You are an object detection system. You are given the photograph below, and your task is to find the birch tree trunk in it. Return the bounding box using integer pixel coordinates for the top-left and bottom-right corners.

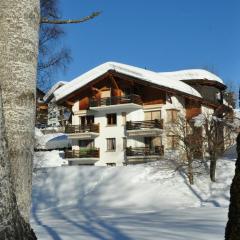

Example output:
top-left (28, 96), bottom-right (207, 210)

top-left (0, 0), bottom-right (40, 224)
top-left (0, 89), bottom-right (37, 239)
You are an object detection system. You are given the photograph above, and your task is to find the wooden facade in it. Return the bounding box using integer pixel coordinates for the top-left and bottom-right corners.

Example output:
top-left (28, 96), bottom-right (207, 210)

top-left (185, 99), bottom-right (202, 120)
top-left (73, 73), bottom-right (167, 111)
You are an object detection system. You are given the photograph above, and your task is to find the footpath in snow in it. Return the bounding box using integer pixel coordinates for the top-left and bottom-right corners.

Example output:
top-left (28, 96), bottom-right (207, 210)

top-left (31, 148), bottom-right (236, 240)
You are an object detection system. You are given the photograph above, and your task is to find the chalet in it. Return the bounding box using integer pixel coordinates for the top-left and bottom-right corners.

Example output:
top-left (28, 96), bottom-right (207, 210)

top-left (52, 62), bottom-right (229, 166)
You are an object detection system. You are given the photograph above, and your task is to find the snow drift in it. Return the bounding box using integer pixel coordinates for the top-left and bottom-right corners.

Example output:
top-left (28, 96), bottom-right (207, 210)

top-left (32, 157), bottom-right (235, 211)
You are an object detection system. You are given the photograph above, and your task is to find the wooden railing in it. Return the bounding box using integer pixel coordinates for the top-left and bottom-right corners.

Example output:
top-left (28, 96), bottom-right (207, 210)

top-left (65, 124), bottom-right (99, 134)
top-left (126, 146), bottom-right (164, 157)
top-left (126, 119), bottom-right (163, 130)
top-left (64, 148), bottom-right (100, 159)
top-left (90, 94), bottom-right (142, 107)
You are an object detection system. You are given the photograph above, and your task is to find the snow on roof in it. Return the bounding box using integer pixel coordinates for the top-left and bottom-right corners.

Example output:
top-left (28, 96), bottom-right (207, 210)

top-left (158, 69), bottom-right (224, 84)
top-left (54, 62), bottom-right (204, 101)
top-left (44, 81), bottom-right (67, 103)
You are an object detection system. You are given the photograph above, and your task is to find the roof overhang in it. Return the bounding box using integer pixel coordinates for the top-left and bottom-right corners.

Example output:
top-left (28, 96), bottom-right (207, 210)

top-left (54, 62), bottom-right (203, 104)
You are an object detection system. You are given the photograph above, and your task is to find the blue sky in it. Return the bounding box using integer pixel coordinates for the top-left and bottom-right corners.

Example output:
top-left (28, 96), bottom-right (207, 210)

top-left (57, 0), bottom-right (240, 91)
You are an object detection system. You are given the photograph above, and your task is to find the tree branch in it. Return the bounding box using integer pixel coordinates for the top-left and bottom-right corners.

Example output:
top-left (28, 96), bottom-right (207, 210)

top-left (41, 11), bottom-right (101, 24)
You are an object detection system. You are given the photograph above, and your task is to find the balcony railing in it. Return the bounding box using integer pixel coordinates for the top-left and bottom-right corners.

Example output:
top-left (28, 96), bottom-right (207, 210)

top-left (90, 94), bottom-right (142, 108)
top-left (126, 120), bottom-right (163, 130)
top-left (126, 146), bottom-right (164, 157)
top-left (65, 124), bottom-right (99, 134)
top-left (64, 148), bottom-right (100, 159)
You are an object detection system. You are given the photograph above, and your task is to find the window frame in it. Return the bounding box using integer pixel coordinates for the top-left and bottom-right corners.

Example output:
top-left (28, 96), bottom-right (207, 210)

top-left (106, 113), bottom-right (117, 126)
top-left (144, 110), bottom-right (161, 121)
top-left (106, 138), bottom-right (116, 151)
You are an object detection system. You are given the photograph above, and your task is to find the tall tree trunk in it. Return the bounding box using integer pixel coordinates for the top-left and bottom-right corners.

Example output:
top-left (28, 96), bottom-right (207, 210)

top-left (187, 157), bottom-right (194, 185)
top-left (0, 0), bottom-right (40, 223)
top-left (0, 90), bottom-right (37, 239)
top-left (225, 134), bottom-right (240, 240)
top-left (210, 154), bottom-right (217, 182)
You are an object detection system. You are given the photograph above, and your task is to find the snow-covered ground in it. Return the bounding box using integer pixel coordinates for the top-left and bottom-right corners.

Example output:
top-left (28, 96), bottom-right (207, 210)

top-left (34, 128), bottom-right (69, 168)
top-left (31, 148), bottom-right (236, 239)
top-left (34, 150), bottom-right (68, 169)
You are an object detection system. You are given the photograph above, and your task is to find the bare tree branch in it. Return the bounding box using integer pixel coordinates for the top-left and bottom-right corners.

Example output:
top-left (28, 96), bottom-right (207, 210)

top-left (41, 11), bottom-right (101, 24)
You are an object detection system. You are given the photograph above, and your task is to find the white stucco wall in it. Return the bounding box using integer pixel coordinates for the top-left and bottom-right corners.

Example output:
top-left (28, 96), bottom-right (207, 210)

top-left (68, 94), bottom-right (207, 165)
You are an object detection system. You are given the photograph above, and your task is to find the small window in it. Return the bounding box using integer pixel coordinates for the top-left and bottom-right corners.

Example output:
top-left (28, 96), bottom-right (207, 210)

top-left (107, 113), bottom-right (117, 125)
top-left (106, 138), bottom-right (116, 151)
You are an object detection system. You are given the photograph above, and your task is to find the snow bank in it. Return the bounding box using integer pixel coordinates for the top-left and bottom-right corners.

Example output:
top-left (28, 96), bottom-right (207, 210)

top-left (34, 150), bottom-right (68, 169)
top-left (32, 157), bottom-right (235, 211)
top-left (32, 157), bottom-right (235, 240)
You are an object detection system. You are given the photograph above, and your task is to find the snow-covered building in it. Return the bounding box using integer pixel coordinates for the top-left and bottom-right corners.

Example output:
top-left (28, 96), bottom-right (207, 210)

top-left (53, 62), bottom-right (230, 166)
top-left (44, 81), bottom-right (71, 127)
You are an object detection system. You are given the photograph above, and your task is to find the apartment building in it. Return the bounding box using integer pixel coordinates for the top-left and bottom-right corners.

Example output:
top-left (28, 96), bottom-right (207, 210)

top-left (53, 62), bottom-right (229, 166)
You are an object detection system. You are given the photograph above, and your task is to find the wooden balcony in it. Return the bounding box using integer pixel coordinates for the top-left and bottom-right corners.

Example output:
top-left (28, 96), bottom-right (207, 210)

top-left (126, 146), bottom-right (164, 157)
top-left (65, 124), bottom-right (99, 139)
top-left (89, 94), bottom-right (142, 110)
top-left (64, 148), bottom-right (100, 159)
top-left (126, 120), bottom-right (163, 130)
top-left (126, 120), bottom-right (163, 137)
top-left (126, 146), bottom-right (164, 164)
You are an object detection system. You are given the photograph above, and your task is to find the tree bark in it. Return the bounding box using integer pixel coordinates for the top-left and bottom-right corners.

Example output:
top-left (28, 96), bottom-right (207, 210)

top-left (0, 0), bottom-right (40, 223)
top-left (0, 90), bottom-right (37, 239)
top-left (210, 155), bottom-right (217, 182)
top-left (187, 157), bottom-right (194, 185)
top-left (225, 134), bottom-right (240, 240)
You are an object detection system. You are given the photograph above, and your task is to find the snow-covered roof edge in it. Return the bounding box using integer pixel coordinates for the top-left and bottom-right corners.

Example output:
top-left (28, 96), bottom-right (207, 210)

top-left (157, 69), bottom-right (224, 84)
top-left (54, 62), bottom-right (205, 101)
top-left (44, 81), bottom-right (67, 103)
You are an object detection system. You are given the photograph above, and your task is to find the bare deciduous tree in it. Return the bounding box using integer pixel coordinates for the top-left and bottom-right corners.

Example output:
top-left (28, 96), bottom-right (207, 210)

top-left (166, 114), bottom-right (202, 185)
top-left (194, 109), bottom-right (237, 182)
top-left (38, 0), bottom-right (71, 90)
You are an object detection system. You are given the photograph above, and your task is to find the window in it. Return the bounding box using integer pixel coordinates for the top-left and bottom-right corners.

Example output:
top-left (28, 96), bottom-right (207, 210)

top-left (122, 112), bottom-right (126, 125)
top-left (166, 109), bottom-right (178, 123)
top-left (144, 110), bottom-right (161, 121)
top-left (80, 115), bottom-right (94, 125)
top-left (107, 138), bottom-right (116, 151)
top-left (107, 113), bottom-right (117, 125)
top-left (167, 135), bottom-right (179, 149)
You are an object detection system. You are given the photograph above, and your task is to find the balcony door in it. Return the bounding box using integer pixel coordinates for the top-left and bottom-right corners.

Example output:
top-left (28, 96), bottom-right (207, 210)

top-left (80, 115), bottom-right (94, 125)
top-left (144, 136), bottom-right (162, 149)
top-left (79, 139), bottom-right (94, 149)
